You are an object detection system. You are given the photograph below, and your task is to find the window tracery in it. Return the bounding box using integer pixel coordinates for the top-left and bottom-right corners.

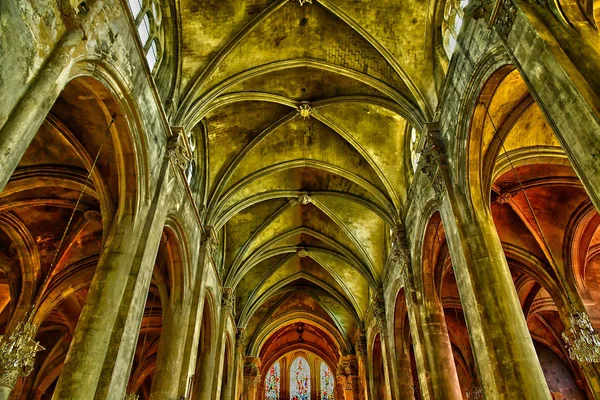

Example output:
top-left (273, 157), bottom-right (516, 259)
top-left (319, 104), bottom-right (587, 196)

top-left (265, 361), bottom-right (280, 400)
top-left (290, 356), bottom-right (310, 400)
top-left (127, 0), bottom-right (163, 72)
top-left (319, 362), bottom-right (334, 400)
top-left (442, 0), bottom-right (469, 58)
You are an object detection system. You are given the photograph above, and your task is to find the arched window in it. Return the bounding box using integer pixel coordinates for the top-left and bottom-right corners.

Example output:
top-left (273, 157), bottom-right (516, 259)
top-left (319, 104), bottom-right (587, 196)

top-left (290, 356), bottom-right (310, 400)
top-left (319, 362), bottom-right (334, 400)
top-left (127, 0), bottom-right (163, 72)
top-left (265, 361), bottom-right (281, 400)
top-left (409, 126), bottom-right (421, 172)
top-left (442, 0), bottom-right (469, 59)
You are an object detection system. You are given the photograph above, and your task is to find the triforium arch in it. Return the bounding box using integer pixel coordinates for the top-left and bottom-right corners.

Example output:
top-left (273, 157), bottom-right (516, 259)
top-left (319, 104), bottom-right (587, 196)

top-left (2, 0), bottom-right (600, 399)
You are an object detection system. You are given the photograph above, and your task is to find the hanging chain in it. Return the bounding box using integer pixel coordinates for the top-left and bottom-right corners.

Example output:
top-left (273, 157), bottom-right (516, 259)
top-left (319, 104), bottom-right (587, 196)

top-left (31, 113), bottom-right (117, 317)
top-left (481, 101), bottom-right (600, 364)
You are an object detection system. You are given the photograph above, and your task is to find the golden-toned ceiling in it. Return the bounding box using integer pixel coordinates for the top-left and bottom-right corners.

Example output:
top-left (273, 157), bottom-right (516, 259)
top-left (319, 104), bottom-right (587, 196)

top-left (172, 0), bottom-right (436, 356)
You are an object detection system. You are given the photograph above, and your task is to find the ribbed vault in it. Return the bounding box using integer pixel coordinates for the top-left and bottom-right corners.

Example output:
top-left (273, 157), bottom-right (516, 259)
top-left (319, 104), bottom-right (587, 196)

top-left (175, 0), bottom-right (429, 360)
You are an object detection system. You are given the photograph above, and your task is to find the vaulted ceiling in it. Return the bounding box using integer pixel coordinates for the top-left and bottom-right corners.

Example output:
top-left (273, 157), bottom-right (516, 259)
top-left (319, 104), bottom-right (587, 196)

top-left (171, 0), bottom-right (436, 358)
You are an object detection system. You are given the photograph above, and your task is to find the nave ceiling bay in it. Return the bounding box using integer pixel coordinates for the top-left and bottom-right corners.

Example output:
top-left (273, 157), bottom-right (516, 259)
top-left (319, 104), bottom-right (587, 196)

top-left (175, 0), bottom-right (429, 358)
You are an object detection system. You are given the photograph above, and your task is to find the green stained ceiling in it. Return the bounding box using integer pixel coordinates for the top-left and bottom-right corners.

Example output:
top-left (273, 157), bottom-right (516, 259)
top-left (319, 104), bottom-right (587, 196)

top-left (176, 0), bottom-right (431, 356)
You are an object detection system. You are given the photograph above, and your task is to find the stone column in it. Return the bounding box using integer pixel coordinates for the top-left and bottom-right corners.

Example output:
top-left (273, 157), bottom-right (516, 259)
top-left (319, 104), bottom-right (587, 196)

top-left (226, 328), bottom-right (245, 400)
top-left (484, 0), bottom-right (600, 211)
top-left (179, 227), bottom-right (218, 398)
top-left (242, 357), bottom-right (260, 400)
top-left (404, 267), bottom-right (462, 400)
top-left (337, 356), bottom-right (359, 400)
top-left (149, 296), bottom-right (192, 399)
top-left (420, 133), bottom-right (551, 399)
top-left (52, 134), bottom-right (180, 399)
top-left (0, 28), bottom-right (83, 192)
top-left (211, 288), bottom-right (235, 400)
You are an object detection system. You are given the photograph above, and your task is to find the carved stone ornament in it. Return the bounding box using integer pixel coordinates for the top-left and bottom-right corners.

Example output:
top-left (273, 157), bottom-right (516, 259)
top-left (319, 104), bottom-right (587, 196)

top-left (419, 137), bottom-right (446, 202)
top-left (236, 328), bottom-right (246, 350)
top-left (463, 0), bottom-right (496, 21)
top-left (391, 228), bottom-right (410, 267)
top-left (298, 194), bottom-right (312, 205)
top-left (298, 0), bottom-right (313, 6)
top-left (494, 0), bottom-right (518, 38)
top-left (496, 192), bottom-right (512, 204)
top-left (297, 248), bottom-right (309, 258)
top-left (297, 102), bottom-right (313, 119)
top-left (167, 132), bottom-right (190, 170)
top-left (355, 335), bottom-right (367, 359)
top-left (371, 293), bottom-right (386, 332)
top-left (221, 288), bottom-right (235, 314)
top-left (243, 363), bottom-right (260, 388)
top-left (0, 318), bottom-right (44, 388)
top-left (200, 227), bottom-right (218, 256)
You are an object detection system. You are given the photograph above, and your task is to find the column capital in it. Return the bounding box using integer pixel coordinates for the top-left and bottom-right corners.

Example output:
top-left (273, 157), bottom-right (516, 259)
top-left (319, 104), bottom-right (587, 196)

top-left (200, 226), bottom-right (218, 256)
top-left (236, 327), bottom-right (246, 350)
top-left (167, 127), bottom-right (191, 170)
top-left (419, 126), bottom-right (447, 202)
top-left (243, 357), bottom-right (261, 389)
top-left (354, 334), bottom-right (367, 359)
top-left (221, 287), bottom-right (235, 315)
top-left (390, 224), bottom-right (411, 267)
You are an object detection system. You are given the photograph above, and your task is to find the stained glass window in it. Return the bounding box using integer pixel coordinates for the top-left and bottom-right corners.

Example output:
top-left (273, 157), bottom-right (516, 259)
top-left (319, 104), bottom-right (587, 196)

top-left (320, 362), bottom-right (334, 400)
top-left (290, 356), bottom-right (310, 400)
top-left (265, 362), bottom-right (280, 400)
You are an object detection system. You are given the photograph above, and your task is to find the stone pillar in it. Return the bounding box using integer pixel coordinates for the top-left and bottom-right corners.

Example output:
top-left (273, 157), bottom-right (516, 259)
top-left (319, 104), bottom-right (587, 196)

top-left (227, 328), bottom-right (245, 400)
top-left (0, 28), bottom-right (83, 192)
top-left (179, 227), bottom-right (218, 398)
top-left (211, 288), bottom-right (235, 400)
top-left (149, 296), bottom-right (192, 399)
top-left (395, 329), bottom-right (415, 400)
top-left (52, 134), bottom-right (179, 399)
top-left (354, 337), bottom-right (367, 400)
top-left (370, 301), bottom-right (393, 400)
top-left (242, 357), bottom-right (260, 400)
top-left (420, 132), bottom-right (551, 399)
top-left (337, 356), bottom-right (359, 400)
top-left (404, 267), bottom-right (462, 400)
top-left (486, 0), bottom-right (600, 211)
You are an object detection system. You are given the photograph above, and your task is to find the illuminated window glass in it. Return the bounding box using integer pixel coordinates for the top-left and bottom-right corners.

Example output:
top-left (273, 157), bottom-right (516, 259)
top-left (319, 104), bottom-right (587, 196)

top-left (409, 126), bottom-right (421, 172)
top-left (442, 0), bottom-right (470, 59)
top-left (128, 0), bottom-right (143, 18)
top-left (265, 362), bottom-right (280, 400)
top-left (147, 39), bottom-right (159, 71)
top-left (126, 0), bottom-right (163, 73)
top-left (290, 357), bottom-right (310, 400)
top-left (137, 14), bottom-right (151, 45)
top-left (319, 362), bottom-right (334, 400)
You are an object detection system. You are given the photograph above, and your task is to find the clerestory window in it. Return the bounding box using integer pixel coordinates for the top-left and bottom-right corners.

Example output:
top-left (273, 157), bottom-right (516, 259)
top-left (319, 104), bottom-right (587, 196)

top-left (127, 0), bottom-right (163, 72)
top-left (442, 0), bottom-right (469, 59)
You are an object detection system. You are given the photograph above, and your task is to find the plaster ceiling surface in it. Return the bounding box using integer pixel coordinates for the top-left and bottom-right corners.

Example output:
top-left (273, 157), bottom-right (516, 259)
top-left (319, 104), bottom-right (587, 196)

top-left (175, 0), bottom-right (433, 357)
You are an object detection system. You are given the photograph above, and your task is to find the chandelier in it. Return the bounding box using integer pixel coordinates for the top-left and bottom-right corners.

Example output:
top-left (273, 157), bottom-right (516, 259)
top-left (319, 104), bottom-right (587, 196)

top-left (0, 316), bottom-right (44, 388)
top-left (562, 310), bottom-right (600, 364)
